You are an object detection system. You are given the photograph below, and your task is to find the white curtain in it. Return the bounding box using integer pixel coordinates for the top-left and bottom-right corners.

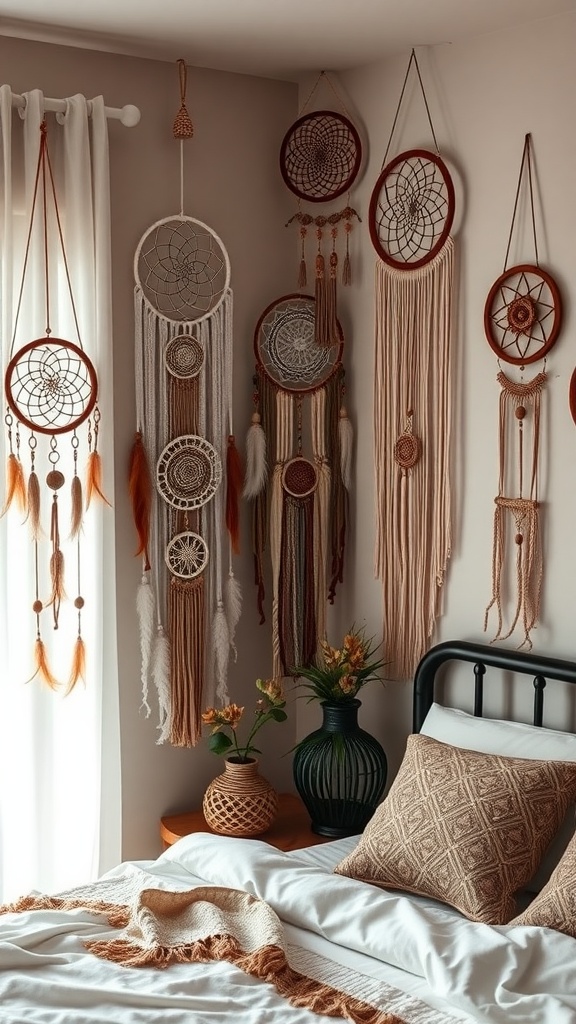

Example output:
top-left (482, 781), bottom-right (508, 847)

top-left (0, 87), bottom-right (121, 902)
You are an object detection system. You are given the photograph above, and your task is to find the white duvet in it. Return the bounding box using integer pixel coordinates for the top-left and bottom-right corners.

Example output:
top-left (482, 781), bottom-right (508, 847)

top-left (1, 832), bottom-right (575, 1024)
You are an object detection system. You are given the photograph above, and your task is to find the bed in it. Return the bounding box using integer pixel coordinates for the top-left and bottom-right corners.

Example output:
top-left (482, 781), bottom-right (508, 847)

top-left (2, 639), bottom-right (576, 1024)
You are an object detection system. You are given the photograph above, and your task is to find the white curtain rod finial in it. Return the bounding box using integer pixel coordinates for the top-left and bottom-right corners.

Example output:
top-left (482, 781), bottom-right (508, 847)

top-left (120, 104), bottom-right (141, 128)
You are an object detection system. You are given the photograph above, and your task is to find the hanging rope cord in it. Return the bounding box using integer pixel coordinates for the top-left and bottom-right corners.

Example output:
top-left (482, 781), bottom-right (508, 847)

top-left (297, 69), bottom-right (353, 121)
top-left (502, 133), bottom-right (539, 273)
top-left (380, 48), bottom-right (440, 171)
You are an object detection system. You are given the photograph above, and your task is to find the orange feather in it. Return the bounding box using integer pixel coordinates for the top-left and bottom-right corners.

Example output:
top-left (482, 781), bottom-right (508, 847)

top-left (85, 451), bottom-right (111, 509)
top-left (226, 434), bottom-right (243, 555)
top-left (2, 453), bottom-right (27, 516)
top-left (128, 431), bottom-right (152, 569)
top-left (27, 637), bottom-right (60, 689)
top-left (66, 635), bottom-right (86, 694)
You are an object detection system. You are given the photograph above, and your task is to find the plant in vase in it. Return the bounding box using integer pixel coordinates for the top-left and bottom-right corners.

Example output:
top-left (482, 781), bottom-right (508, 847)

top-left (291, 627), bottom-right (388, 838)
top-left (201, 679), bottom-right (287, 837)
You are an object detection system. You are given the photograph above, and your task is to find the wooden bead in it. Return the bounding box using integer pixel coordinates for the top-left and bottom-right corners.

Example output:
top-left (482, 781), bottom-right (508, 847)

top-left (74, 596), bottom-right (85, 609)
top-left (515, 406), bottom-right (526, 420)
top-left (46, 469), bottom-right (65, 490)
top-left (251, 411), bottom-right (261, 425)
top-left (515, 533), bottom-right (524, 545)
top-left (32, 599), bottom-right (43, 614)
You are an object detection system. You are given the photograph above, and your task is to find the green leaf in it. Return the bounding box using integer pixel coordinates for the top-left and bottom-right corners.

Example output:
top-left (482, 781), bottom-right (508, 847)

top-left (269, 708), bottom-right (288, 722)
top-left (208, 732), bottom-right (232, 755)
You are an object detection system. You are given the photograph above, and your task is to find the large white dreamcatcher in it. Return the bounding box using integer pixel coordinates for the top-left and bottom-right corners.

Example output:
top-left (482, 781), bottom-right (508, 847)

top-left (129, 60), bottom-right (239, 746)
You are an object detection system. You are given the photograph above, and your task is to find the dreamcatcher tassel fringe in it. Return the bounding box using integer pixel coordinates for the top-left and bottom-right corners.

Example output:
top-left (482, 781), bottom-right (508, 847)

top-left (338, 407), bottom-right (353, 491)
top-left (315, 253), bottom-right (339, 348)
top-left (86, 451), bottom-right (111, 509)
top-left (27, 637), bottom-right (59, 689)
top-left (136, 573), bottom-right (155, 715)
top-left (224, 571), bottom-right (242, 661)
top-left (298, 257), bottom-right (307, 288)
top-left (342, 251), bottom-right (351, 286)
top-left (213, 602), bottom-right (230, 704)
top-left (278, 494), bottom-right (316, 674)
top-left (152, 626), bottom-right (171, 744)
top-left (2, 453), bottom-right (27, 515)
top-left (70, 475), bottom-right (83, 539)
top-left (484, 498), bottom-right (542, 651)
top-left (169, 577), bottom-right (205, 746)
top-left (128, 431), bottom-right (152, 568)
top-left (66, 636), bottom-right (86, 694)
top-left (26, 470), bottom-right (42, 540)
top-left (225, 435), bottom-right (243, 555)
top-left (243, 415), bottom-right (267, 499)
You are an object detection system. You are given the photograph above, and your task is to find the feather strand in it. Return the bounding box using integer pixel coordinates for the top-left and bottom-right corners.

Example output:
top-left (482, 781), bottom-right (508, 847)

top-left (136, 573), bottom-right (155, 716)
top-left (213, 603), bottom-right (230, 705)
top-left (66, 636), bottom-right (86, 694)
top-left (86, 451), bottom-right (112, 509)
top-left (27, 637), bottom-right (60, 689)
top-left (243, 416), bottom-right (267, 499)
top-left (26, 470), bottom-right (42, 539)
top-left (225, 435), bottom-right (243, 555)
top-left (224, 571), bottom-right (242, 661)
top-left (2, 453), bottom-right (27, 516)
top-left (152, 627), bottom-right (171, 744)
top-left (339, 407), bottom-right (354, 491)
top-left (128, 431), bottom-right (152, 569)
top-left (70, 475), bottom-right (83, 539)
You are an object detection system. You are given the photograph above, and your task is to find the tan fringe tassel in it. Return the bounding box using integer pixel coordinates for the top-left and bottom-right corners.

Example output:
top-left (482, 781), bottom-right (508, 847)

top-left (311, 389), bottom-right (330, 658)
top-left (374, 239), bottom-right (454, 681)
top-left (0, 892), bottom-right (129, 928)
top-left (26, 637), bottom-right (60, 689)
top-left (26, 469), bottom-right (42, 540)
top-left (66, 635), bottom-right (87, 693)
top-left (270, 390), bottom-right (293, 678)
top-left (2, 453), bottom-right (27, 516)
top-left (70, 474), bottom-right (83, 539)
top-left (314, 248), bottom-right (339, 348)
top-left (168, 575), bottom-right (205, 747)
top-left (170, 376), bottom-right (199, 436)
top-left (86, 451), bottom-right (111, 508)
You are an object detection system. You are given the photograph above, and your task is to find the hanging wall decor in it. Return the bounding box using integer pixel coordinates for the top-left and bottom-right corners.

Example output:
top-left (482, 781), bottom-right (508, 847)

top-left (130, 59), bottom-right (239, 746)
top-left (245, 293), bottom-right (351, 678)
top-left (483, 134), bottom-right (562, 650)
top-left (570, 368), bottom-right (576, 427)
top-left (280, 71), bottom-right (362, 347)
top-left (369, 49), bottom-right (457, 682)
top-left (2, 121), bottom-right (106, 691)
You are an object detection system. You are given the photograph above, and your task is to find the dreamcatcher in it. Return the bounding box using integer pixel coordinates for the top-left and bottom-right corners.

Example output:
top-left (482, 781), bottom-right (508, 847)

top-left (2, 121), bottom-right (106, 690)
top-left (280, 71), bottom-right (362, 347)
top-left (244, 293), bottom-right (351, 677)
top-left (483, 134), bottom-right (562, 650)
top-left (129, 59), bottom-right (239, 746)
top-left (570, 369), bottom-right (576, 427)
top-left (370, 49), bottom-right (457, 682)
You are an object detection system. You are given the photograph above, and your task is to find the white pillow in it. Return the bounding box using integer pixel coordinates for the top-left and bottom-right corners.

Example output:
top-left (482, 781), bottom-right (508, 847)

top-left (420, 703), bottom-right (576, 889)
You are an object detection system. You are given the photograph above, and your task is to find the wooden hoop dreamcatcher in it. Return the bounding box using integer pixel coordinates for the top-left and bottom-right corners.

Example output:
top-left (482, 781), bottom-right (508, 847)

top-left (483, 134), bottom-right (562, 650)
top-left (370, 49), bottom-right (457, 681)
top-left (245, 293), bottom-right (352, 677)
top-left (570, 368), bottom-right (576, 427)
top-left (2, 121), bottom-right (107, 692)
top-left (129, 60), bottom-right (239, 746)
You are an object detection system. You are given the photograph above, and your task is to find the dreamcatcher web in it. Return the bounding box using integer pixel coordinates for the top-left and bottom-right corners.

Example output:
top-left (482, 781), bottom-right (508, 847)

top-left (165, 531), bottom-right (208, 579)
top-left (165, 333), bottom-right (204, 378)
top-left (255, 296), bottom-right (342, 392)
top-left (135, 216), bottom-right (231, 323)
top-left (484, 265), bottom-right (561, 366)
top-left (369, 150), bottom-right (454, 268)
top-left (156, 434), bottom-right (222, 511)
top-left (280, 110), bottom-right (362, 203)
top-left (5, 337), bottom-right (97, 435)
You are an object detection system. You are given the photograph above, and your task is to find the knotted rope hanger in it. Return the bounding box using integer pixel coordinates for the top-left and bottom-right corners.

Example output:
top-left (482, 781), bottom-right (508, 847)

top-left (502, 133), bottom-right (538, 274)
top-left (380, 47), bottom-right (440, 171)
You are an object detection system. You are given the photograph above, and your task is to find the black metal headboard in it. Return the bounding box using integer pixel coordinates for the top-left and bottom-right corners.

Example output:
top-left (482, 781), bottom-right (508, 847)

top-left (413, 640), bottom-right (576, 733)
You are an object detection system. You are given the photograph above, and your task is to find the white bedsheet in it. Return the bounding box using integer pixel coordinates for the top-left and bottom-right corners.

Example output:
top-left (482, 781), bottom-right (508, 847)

top-left (1, 832), bottom-right (575, 1024)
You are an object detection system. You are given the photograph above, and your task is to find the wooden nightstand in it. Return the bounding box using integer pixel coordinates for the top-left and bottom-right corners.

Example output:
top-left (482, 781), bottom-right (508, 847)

top-left (160, 792), bottom-right (330, 851)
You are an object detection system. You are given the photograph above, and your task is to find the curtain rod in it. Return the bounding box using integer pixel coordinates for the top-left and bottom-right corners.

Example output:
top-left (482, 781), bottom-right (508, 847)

top-left (10, 91), bottom-right (141, 127)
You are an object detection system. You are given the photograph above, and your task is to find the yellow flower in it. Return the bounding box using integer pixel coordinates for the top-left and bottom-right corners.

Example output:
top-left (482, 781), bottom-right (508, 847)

top-left (256, 677), bottom-right (284, 702)
top-left (338, 675), bottom-right (356, 695)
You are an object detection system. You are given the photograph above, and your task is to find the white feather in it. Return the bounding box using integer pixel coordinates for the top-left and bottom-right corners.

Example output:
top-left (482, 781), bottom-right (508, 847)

top-left (213, 603), bottom-right (230, 704)
top-left (136, 573), bottom-right (155, 717)
top-left (339, 411), bottom-right (354, 491)
top-left (243, 420), bottom-right (267, 499)
top-left (224, 572), bottom-right (242, 661)
top-left (151, 626), bottom-right (171, 744)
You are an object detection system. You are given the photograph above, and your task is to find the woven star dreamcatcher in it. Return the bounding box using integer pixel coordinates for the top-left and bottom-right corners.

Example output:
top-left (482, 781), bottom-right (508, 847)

top-left (2, 122), bottom-right (107, 691)
top-left (483, 134), bottom-right (562, 650)
top-left (280, 72), bottom-right (362, 348)
top-left (243, 293), bottom-right (351, 677)
top-left (129, 59), bottom-right (240, 746)
top-left (370, 49), bottom-right (457, 682)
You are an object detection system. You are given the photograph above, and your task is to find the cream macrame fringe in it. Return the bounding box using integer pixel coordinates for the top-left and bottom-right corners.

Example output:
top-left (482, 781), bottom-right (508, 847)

top-left (374, 239), bottom-right (454, 681)
top-left (270, 390), bottom-right (293, 679)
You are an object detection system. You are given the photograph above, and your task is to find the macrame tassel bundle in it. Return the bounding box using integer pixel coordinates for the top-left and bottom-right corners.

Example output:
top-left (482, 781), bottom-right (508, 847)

top-left (168, 576), bottom-right (205, 746)
top-left (278, 490), bottom-right (317, 674)
top-left (172, 59), bottom-right (194, 139)
top-left (128, 431), bottom-right (153, 569)
top-left (338, 405), bottom-right (353, 492)
top-left (314, 228), bottom-right (339, 348)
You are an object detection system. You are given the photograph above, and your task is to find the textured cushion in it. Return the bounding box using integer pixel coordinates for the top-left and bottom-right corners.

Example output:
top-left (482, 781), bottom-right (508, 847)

top-left (512, 830), bottom-right (576, 935)
top-left (334, 733), bottom-right (576, 925)
top-left (421, 704), bottom-right (576, 890)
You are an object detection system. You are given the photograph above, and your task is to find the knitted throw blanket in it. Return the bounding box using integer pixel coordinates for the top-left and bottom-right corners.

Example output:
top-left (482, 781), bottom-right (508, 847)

top-left (3, 881), bottom-right (406, 1024)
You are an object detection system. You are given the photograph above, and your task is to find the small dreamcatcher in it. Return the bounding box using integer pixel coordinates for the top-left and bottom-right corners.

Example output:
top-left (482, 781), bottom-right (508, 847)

top-left (483, 134), bottom-right (562, 650)
top-left (129, 59), bottom-right (239, 746)
top-left (2, 121), bottom-right (107, 691)
top-left (280, 72), bottom-right (363, 347)
top-left (570, 369), bottom-right (576, 427)
top-left (244, 293), bottom-right (351, 677)
top-left (370, 48), bottom-right (457, 681)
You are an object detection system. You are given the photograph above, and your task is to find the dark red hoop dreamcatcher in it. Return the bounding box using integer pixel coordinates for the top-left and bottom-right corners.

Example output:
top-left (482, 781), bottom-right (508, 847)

top-left (569, 368), bottom-right (576, 426)
top-left (280, 109), bottom-right (362, 203)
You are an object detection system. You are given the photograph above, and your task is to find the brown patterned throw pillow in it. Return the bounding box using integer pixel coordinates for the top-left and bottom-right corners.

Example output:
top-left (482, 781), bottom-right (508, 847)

top-left (334, 733), bottom-right (576, 925)
top-left (512, 829), bottom-right (576, 935)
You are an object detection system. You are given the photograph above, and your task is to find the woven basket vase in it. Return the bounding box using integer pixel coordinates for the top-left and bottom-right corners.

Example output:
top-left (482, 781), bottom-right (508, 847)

top-left (202, 757), bottom-right (278, 837)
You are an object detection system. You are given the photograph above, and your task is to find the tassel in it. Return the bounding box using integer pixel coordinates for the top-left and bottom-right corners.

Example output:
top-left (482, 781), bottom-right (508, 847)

top-left (224, 571), bottom-right (242, 661)
top-left (26, 470), bottom-right (42, 540)
top-left (225, 435), bottom-right (243, 555)
top-left (136, 573), bottom-right (155, 716)
top-left (27, 637), bottom-right (60, 689)
top-left (169, 577), bottom-right (205, 746)
top-left (213, 602), bottom-right (230, 705)
top-left (128, 431), bottom-right (152, 569)
top-left (298, 225), bottom-right (307, 287)
top-left (338, 406), bottom-right (354, 491)
top-left (342, 250), bottom-right (351, 286)
top-left (152, 626), bottom-right (171, 744)
top-left (243, 413), bottom-right (267, 499)
top-left (66, 635), bottom-right (86, 694)
top-left (2, 453), bottom-right (27, 516)
top-left (69, 474), bottom-right (83, 539)
top-left (86, 451), bottom-right (111, 509)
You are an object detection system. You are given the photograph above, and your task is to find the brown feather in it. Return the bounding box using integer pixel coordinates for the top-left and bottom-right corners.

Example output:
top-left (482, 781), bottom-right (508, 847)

top-left (27, 637), bottom-right (60, 689)
top-left (86, 451), bottom-right (111, 509)
top-left (225, 435), bottom-right (243, 555)
top-left (128, 431), bottom-right (152, 569)
top-left (66, 635), bottom-right (86, 694)
top-left (70, 475), bottom-right (83, 538)
top-left (2, 453), bottom-right (27, 516)
top-left (26, 470), bottom-right (42, 539)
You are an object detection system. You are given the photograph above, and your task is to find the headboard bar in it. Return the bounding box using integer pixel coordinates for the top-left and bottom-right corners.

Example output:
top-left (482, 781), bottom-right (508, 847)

top-left (413, 640), bottom-right (576, 732)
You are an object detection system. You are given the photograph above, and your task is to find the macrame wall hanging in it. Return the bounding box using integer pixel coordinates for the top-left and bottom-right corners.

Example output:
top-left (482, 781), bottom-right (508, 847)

top-left (280, 71), bottom-right (362, 347)
top-left (370, 49), bottom-right (457, 682)
top-left (129, 59), bottom-right (240, 746)
top-left (244, 293), bottom-right (351, 678)
top-left (483, 133), bottom-right (562, 650)
top-left (2, 121), bottom-right (106, 691)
